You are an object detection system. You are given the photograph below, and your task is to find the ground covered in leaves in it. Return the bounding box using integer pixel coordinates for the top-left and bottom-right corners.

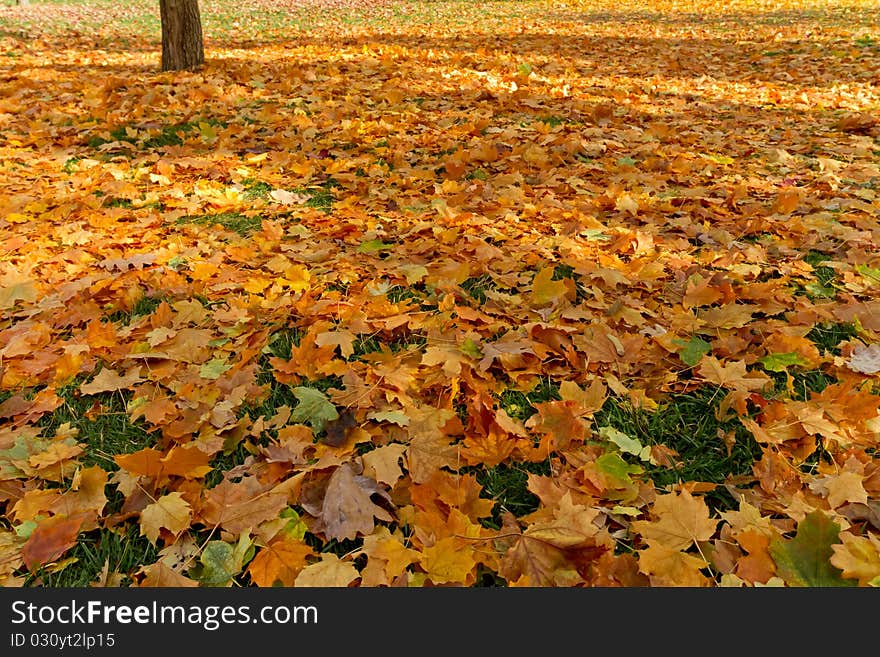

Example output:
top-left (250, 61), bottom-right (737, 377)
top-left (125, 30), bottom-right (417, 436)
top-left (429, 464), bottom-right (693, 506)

top-left (1, 0), bottom-right (879, 587)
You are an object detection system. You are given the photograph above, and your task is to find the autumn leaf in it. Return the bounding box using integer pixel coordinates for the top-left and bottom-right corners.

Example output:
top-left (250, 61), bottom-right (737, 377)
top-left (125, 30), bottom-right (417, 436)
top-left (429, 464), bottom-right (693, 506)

top-left (768, 511), bottom-right (855, 587)
top-left (191, 540), bottom-right (238, 587)
top-left (200, 477), bottom-right (288, 536)
top-left (830, 532), bottom-right (880, 587)
top-left (320, 463), bottom-right (393, 541)
top-left (637, 541), bottom-right (712, 587)
top-left (289, 386), bottom-right (340, 434)
top-left (697, 357), bottom-right (771, 392)
top-left (21, 514), bottom-right (87, 570)
top-left (247, 536), bottom-right (314, 587)
top-left (420, 537), bottom-right (479, 585)
top-left (529, 267), bottom-right (573, 306)
top-left (294, 553), bottom-right (360, 587)
top-left (139, 492), bottom-right (192, 545)
top-left (630, 488), bottom-right (718, 551)
top-left (139, 562), bottom-right (200, 588)
top-left (80, 366), bottom-right (143, 395)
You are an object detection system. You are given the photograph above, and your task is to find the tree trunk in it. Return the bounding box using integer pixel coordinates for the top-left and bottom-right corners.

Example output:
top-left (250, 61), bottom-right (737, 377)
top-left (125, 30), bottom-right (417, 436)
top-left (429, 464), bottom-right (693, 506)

top-left (159, 0), bottom-right (204, 72)
top-left (17, 1), bottom-right (30, 6)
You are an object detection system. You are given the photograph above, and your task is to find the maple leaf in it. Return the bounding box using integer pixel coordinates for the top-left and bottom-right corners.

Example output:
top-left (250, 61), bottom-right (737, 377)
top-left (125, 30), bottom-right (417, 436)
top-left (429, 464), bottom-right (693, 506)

top-left (200, 477), bottom-right (287, 536)
top-left (139, 492), bottom-right (192, 545)
top-left (733, 529), bottom-right (777, 585)
top-left (361, 443), bottom-right (407, 486)
top-left (529, 267), bottom-right (574, 306)
top-left (320, 463), bottom-right (393, 541)
top-left (768, 511), bottom-right (855, 587)
top-left (523, 493), bottom-right (604, 549)
top-left (497, 522), bottom-right (582, 587)
top-left (0, 277), bottom-right (37, 310)
top-left (21, 513), bottom-right (88, 570)
top-left (630, 488), bottom-right (718, 551)
top-left (159, 444), bottom-right (213, 480)
top-left (419, 537), bottom-right (479, 585)
top-left (289, 386), bottom-right (339, 434)
top-left (845, 343), bottom-right (880, 374)
top-left (191, 540), bottom-right (239, 587)
top-left (525, 400), bottom-right (589, 451)
top-left (247, 535), bottom-right (314, 587)
top-left (637, 541), bottom-right (712, 587)
top-left (829, 532), bottom-right (880, 587)
top-left (79, 366), bottom-right (143, 395)
top-left (138, 562), bottom-right (199, 588)
top-left (697, 357), bottom-right (771, 392)
top-left (294, 553), bottom-right (360, 587)
top-left (359, 526), bottom-right (420, 584)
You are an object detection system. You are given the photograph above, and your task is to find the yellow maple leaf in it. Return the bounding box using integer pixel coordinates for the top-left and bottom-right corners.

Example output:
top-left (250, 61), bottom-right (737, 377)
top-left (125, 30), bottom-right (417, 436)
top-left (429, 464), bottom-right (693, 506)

top-left (294, 554), bottom-right (360, 587)
top-left (630, 488), bottom-right (718, 551)
top-left (830, 532), bottom-right (880, 587)
top-left (419, 537), bottom-right (477, 585)
top-left (139, 492), bottom-right (192, 545)
top-left (638, 541), bottom-right (712, 587)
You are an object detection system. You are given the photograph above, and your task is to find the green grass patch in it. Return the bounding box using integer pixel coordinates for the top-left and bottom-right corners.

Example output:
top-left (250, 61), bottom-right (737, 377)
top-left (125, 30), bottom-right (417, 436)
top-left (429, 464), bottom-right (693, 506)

top-left (22, 525), bottom-right (158, 587)
top-left (241, 178), bottom-right (272, 200)
top-left (176, 211), bottom-right (262, 236)
top-left (104, 293), bottom-right (170, 325)
top-left (460, 274), bottom-right (496, 304)
top-left (38, 382), bottom-right (156, 471)
top-left (807, 321), bottom-right (859, 355)
top-left (468, 460), bottom-right (553, 530)
top-left (766, 368), bottom-right (837, 401)
top-left (498, 379), bottom-right (561, 423)
top-left (87, 119), bottom-right (225, 151)
top-left (594, 388), bottom-right (761, 512)
top-left (299, 184), bottom-right (336, 213)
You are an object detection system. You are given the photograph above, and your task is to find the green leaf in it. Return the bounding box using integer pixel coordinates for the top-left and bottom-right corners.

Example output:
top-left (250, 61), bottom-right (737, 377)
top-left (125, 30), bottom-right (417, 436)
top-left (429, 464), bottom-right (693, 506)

top-left (768, 510), bottom-right (856, 587)
top-left (595, 452), bottom-right (643, 502)
top-left (14, 520), bottom-right (38, 539)
top-left (279, 508), bottom-right (309, 540)
top-left (673, 337), bottom-right (712, 366)
top-left (357, 239), bottom-right (394, 253)
top-left (289, 386), bottom-right (339, 434)
top-left (193, 541), bottom-right (237, 587)
top-left (199, 358), bottom-right (231, 380)
top-left (804, 282), bottom-right (836, 299)
top-left (599, 426), bottom-right (643, 457)
top-left (460, 338), bottom-right (483, 359)
top-left (367, 410), bottom-right (410, 426)
top-left (758, 352), bottom-right (810, 372)
top-left (855, 264), bottom-right (880, 284)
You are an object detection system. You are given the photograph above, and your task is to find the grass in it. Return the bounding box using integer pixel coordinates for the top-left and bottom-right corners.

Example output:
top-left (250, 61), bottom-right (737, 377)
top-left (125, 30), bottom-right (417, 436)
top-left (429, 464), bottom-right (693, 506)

top-left (105, 293), bottom-right (170, 325)
top-left (176, 211), bottom-right (263, 236)
top-left (470, 460), bottom-right (552, 529)
top-left (594, 388), bottom-right (762, 513)
top-left (38, 383), bottom-right (156, 472)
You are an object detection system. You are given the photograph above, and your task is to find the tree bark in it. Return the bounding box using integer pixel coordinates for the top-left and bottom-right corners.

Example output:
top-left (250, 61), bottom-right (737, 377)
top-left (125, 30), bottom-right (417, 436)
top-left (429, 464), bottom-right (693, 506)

top-left (159, 0), bottom-right (204, 72)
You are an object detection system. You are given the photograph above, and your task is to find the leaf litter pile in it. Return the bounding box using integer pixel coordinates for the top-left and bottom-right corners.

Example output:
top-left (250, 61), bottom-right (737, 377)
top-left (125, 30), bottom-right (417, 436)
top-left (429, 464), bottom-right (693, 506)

top-left (1, 0), bottom-right (880, 587)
